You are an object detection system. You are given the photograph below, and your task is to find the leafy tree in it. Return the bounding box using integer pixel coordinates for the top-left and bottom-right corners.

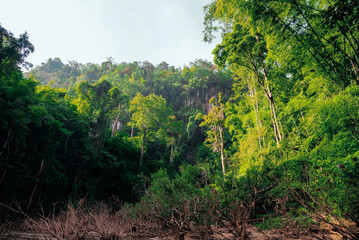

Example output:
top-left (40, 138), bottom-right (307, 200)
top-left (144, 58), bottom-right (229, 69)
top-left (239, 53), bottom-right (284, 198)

top-left (0, 24), bottom-right (34, 73)
top-left (128, 93), bottom-right (172, 168)
top-left (157, 115), bottom-right (184, 163)
top-left (0, 24), bottom-right (38, 206)
top-left (204, 0), bottom-right (358, 87)
top-left (197, 93), bottom-right (227, 175)
top-left (213, 24), bottom-right (282, 146)
top-left (73, 79), bottom-right (123, 155)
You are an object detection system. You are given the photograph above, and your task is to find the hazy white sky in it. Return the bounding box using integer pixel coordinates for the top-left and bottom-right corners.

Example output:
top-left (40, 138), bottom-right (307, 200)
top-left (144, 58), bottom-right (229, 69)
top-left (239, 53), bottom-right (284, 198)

top-left (0, 0), bottom-right (220, 68)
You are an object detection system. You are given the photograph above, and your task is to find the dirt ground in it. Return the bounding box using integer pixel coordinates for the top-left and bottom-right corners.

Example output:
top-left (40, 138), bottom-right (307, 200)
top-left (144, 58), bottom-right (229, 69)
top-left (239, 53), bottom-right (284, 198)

top-left (134, 224), bottom-right (347, 240)
top-left (0, 223), bottom-right (350, 240)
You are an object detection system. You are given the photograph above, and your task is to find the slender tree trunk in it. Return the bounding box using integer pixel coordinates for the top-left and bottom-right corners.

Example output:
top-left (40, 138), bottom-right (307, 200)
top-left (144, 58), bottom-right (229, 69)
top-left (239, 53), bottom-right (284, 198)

top-left (139, 128), bottom-right (147, 169)
top-left (263, 69), bottom-right (282, 140)
top-left (27, 184), bottom-right (38, 211)
top-left (260, 68), bottom-right (282, 146)
top-left (292, 0), bottom-right (347, 83)
top-left (111, 115), bottom-right (120, 138)
top-left (219, 126), bottom-right (225, 176)
top-left (271, 97), bottom-right (282, 145)
top-left (258, 80), bottom-right (281, 146)
top-left (111, 104), bottom-right (122, 137)
top-left (348, 52), bottom-right (359, 82)
top-left (27, 158), bottom-right (44, 211)
top-left (0, 128), bottom-right (12, 184)
top-left (249, 82), bottom-right (262, 152)
top-left (251, 57), bottom-right (282, 146)
top-left (0, 169), bottom-right (6, 184)
top-left (301, 111), bottom-right (310, 137)
top-left (170, 145), bottom-right (174, 163)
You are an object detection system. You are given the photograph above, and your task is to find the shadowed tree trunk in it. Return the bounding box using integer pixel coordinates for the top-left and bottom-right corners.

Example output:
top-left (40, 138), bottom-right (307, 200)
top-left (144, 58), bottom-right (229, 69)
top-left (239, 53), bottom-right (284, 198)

top-left (139, 127), bottom-right (147, 169)
top-left (111, 103), bottom-right (122, 137)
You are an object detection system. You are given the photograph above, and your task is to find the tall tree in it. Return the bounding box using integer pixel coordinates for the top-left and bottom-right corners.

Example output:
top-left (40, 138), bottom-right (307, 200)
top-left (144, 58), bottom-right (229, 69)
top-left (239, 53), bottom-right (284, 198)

top-left (213, 25), bottom-right (283, 146)
top-left (73, 79), bottom-right (123, 155)
top-left (204, 0), bottom-right (359, 88)
top-left (0, 24), bottom-right (34, 73)
top-left (198, 93), bottom-right (227, 175)
top-left (128, 93), bottom-right (172, 168)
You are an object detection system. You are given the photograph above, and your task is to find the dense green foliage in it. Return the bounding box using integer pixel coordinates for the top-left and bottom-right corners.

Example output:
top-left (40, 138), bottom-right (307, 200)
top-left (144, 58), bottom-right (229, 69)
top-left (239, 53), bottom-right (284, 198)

top-left (1, 0), bottom-right (359, 235)
top-left (138, 0), bottom-right (359, 234)
top-left (0, 24), bottom-right (233, 211)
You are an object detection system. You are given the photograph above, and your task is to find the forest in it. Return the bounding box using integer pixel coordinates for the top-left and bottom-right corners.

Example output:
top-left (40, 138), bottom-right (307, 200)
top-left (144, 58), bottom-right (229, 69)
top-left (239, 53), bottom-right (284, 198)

top-left (0, 0), bottom-right (359, 239)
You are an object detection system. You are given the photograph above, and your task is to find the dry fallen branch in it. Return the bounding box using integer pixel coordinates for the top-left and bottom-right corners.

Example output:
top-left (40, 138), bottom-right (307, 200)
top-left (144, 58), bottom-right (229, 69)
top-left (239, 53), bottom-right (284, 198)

top-left (287, 185), bottom-right (359, 240)
top-left (0, 200), bottom-right (140, 240)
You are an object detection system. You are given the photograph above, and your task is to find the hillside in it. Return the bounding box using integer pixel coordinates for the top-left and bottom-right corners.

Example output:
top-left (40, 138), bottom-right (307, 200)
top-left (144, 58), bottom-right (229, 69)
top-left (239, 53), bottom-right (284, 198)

top-left (1, 0), bottom-right (359, 238)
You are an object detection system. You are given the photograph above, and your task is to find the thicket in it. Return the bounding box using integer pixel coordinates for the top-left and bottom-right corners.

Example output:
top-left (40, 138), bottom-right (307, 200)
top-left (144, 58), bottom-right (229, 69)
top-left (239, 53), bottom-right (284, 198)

top-left (0, 23), bottom-right (233, 210)
top-left (1, 0), bottom-right (359, 238)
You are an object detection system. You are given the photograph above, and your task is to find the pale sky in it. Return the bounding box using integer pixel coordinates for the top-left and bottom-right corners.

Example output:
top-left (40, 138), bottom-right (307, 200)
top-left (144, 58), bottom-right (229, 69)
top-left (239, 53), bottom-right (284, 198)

top-left (0, 0), bottom-right (220, 68)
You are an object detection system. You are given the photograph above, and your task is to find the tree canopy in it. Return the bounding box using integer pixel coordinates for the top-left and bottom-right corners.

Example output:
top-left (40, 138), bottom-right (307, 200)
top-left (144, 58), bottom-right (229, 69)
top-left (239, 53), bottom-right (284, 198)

top-left (1, 5), bottom-right (359, 236)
